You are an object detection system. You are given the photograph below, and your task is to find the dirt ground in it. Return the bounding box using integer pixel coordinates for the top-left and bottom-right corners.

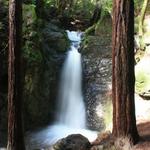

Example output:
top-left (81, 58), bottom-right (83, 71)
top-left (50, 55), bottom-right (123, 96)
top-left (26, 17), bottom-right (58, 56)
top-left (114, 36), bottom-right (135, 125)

top-left (133, 121), bottom-right (150, 150)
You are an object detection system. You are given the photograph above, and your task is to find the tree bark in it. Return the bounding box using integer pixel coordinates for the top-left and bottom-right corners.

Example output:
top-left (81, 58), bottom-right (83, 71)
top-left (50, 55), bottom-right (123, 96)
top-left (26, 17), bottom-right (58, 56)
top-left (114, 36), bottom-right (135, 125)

top-left (112, 0), bottom-right (139, 144)
top-left (7, 0), bottom-right (25, 150)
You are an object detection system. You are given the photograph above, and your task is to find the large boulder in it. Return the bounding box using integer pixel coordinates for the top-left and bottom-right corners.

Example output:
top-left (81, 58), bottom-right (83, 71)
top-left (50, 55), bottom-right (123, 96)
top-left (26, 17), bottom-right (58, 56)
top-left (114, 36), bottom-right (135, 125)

top-left (95, 14), bottom-right (112, 36)
top-left (81, 15), bottom-right (112, 131)
top-left (22, 9), bottom-right (70, 129)
top-left (23, 22), bottom-right (69, 129)
top-left (42, 23), bottom-right (70, 53)
top-left (53, 134), bottom-right (91, 150)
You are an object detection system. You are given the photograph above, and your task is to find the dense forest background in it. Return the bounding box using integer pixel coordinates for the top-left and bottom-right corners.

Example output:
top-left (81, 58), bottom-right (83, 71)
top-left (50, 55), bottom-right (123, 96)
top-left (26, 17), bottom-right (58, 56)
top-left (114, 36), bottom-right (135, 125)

top-left (0, 0), bottom-right (150, 149)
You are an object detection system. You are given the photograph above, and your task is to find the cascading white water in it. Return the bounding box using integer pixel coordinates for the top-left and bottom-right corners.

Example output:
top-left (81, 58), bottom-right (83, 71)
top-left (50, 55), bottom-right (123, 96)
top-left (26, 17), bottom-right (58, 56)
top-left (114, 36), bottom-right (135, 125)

top-left (57, 31), bottom-right (86, 128)
top-left (26, 31), bottom-right (97, 149)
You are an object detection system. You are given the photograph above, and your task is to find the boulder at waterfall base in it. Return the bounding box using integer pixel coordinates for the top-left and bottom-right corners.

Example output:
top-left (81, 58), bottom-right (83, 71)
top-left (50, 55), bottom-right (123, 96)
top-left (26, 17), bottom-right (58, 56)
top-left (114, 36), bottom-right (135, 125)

top-left (53, 134), bottom-right (91, 150)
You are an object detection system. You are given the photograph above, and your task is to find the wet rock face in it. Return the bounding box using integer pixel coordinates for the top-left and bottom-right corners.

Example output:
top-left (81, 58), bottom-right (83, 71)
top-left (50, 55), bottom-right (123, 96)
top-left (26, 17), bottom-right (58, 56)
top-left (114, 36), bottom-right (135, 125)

top-left (23, 23), bottom-right (69, 130)
top-left (42, 23), bottom-right (70, 53)
top-left (82, 20), bottom-right (112, 131)
top-left (53, 134), bottom-right (91, 150)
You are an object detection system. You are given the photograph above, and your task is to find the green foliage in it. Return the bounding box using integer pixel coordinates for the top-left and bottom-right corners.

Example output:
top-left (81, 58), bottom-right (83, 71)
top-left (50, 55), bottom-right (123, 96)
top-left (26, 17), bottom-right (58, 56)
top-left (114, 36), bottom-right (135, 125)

top-left (135, 70), bottom-right (150, 94)
top-left (23, 4), bottom-right (37, 23)
top-left (73, 0), bottom-right (95, 18)
top-left (73, 0), bottom-right (112, 19)
top-left (0, 0), bottom-right (8, 5)
top-left (103, 100), bottom-right (112, 130)
top-left (0, 0), bottom-right (8, 68)
top-left (101, 0), bottom-right (113, 15)
top-left (134, 0), bottom-right (143, 13)
top-left (95, 13), bottom-right (112, 35)
top-left (32, 0), bottom-right (114, 26)
top-left (44, 0), bottom-right (56, 5)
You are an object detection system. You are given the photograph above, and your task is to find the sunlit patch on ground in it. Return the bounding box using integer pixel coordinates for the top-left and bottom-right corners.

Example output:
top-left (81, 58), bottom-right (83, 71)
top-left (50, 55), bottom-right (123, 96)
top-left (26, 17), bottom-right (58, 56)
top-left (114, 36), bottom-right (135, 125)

top-left (135, 94), bottom-right (150, 124)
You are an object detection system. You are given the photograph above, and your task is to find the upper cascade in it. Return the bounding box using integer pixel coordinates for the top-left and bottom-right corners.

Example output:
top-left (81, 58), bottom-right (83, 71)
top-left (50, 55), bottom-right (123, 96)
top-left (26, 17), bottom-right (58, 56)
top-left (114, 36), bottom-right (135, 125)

top-left (66, 30), bottom-right (83, 42)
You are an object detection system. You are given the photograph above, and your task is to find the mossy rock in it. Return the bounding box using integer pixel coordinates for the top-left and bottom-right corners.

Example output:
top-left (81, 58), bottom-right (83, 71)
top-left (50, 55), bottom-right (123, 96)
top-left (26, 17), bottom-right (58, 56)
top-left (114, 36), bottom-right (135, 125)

top-left (42, 23), bottom-right (70, 53)
top-left (53, 134), bottom-right (91, 150)
top-left (81, 35), bottom-right (111, 56)
top-left (23, 4), bottom-right (37, 26)
top-left (95, 14), bottom-right (112, 36)
top-left (84, 14), bottom-right (112, 37)
top-left (84, 24), bottom-right (96, 36)
top-left (81, 14), bottom-right (112, 56)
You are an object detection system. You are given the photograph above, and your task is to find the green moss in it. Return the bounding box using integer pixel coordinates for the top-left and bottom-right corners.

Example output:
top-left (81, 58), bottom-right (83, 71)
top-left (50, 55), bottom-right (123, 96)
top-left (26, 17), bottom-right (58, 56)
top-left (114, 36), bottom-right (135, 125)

top-left (95, 14), bottom-right (112, 36)
top-left (103, 100), bottom-right (112, 130)
top-left (84, 24), bottom-right (96, 36)
top-left (23, 4), bottom-right (37, 25)
top-left (22, 4), bottom-right (44, 64)
top-left (135, 17), bottom-right (140, 33)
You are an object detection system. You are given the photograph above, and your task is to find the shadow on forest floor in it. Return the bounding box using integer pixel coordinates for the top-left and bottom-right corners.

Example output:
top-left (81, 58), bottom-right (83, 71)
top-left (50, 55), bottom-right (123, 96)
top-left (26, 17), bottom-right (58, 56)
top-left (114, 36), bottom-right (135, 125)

top-left (133, 121), bottom-right (150, 150)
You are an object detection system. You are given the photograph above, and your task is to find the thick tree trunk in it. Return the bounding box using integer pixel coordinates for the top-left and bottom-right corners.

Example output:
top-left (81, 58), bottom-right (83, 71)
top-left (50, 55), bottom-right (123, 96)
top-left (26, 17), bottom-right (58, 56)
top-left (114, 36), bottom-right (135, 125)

top-left (7, 0), bottom-right (25, 150)
top-left (112, 0), bottom-right (139, 143)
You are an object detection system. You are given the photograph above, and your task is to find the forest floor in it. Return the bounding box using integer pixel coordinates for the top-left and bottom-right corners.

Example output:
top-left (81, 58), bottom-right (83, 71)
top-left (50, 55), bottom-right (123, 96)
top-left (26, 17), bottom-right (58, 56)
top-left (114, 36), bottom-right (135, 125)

top-left (133, 20), bottom-right (150, 150)
top-left (133, 121), bottom-right (150, 150)
top-left (90, 94), bottom-right (150, 150)
top-left (133, 94), bottom-right (150, 150)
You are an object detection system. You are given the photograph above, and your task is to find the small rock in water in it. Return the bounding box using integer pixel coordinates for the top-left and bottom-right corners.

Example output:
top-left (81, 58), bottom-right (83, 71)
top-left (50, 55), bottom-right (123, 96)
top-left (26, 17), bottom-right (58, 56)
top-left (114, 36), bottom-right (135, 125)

top-left (53, 134), bottom-right (91, 150)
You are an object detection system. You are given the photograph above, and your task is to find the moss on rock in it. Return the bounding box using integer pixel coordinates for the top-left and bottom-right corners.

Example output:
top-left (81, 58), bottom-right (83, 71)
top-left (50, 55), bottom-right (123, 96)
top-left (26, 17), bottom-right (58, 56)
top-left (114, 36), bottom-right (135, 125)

top-left (95, 15), bottom-right (112, 36)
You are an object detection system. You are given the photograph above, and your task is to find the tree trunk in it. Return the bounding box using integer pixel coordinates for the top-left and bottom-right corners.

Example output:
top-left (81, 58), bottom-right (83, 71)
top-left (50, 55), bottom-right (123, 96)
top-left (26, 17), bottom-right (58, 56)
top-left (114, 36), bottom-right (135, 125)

top-left (7, 0), bottom-right (25, 150)
top-left (112, 0), bottom-right (139, 144)
top-left (90, 4), bottom-right (101, 25)
top-left (35, 0), bottom-right (45, 18)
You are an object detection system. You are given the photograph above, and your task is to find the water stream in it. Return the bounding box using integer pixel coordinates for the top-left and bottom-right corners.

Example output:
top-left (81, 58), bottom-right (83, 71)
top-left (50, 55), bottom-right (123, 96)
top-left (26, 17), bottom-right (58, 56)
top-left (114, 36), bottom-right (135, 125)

top-left (26, 31), bottom-right (97, 149)
top-left (56, 31), bottom-right (86, 129)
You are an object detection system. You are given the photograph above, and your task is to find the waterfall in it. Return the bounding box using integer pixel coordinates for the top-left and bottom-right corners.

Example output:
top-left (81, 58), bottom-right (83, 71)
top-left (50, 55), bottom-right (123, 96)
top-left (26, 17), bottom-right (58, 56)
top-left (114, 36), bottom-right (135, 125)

top-left (57, 31), bottom-right (86, 128)
top-left (26, 31), bottom-right (97, 149)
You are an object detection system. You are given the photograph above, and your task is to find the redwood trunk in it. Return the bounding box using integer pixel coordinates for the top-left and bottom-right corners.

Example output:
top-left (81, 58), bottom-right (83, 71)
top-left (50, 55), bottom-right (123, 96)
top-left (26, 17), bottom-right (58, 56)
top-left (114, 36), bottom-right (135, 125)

top-left (112, 0), bottom-right (139, 143)
top-left (7, 0), bottom-right (25, 149)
